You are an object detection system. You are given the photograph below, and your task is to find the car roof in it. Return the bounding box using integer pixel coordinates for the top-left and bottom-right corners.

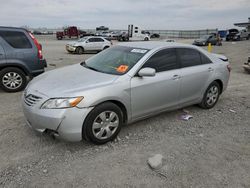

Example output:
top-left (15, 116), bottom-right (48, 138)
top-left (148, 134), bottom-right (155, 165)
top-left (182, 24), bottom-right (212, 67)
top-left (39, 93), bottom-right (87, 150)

top-left (0, 26), bottom-right (28, 32)
top-left (83, 36), bottom-right (105, 39)
top-left (117, 41), bottom-right (198, 50)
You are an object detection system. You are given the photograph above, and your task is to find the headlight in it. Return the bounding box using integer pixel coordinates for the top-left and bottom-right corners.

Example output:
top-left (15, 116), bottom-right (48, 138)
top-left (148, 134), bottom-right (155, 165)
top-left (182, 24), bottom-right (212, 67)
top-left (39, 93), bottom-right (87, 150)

top-left (41, 97), bottom-right (83, 109)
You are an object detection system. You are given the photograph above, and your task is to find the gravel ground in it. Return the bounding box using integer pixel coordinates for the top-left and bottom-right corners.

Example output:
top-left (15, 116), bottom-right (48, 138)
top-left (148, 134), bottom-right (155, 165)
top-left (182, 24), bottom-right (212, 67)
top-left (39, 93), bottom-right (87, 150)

top-left (0, 36), bottom-right (250, 188)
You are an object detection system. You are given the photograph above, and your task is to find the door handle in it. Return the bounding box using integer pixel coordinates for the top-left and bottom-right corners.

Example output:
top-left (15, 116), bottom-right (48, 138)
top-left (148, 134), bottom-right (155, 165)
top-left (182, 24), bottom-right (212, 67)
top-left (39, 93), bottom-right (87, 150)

top-left (172, 75), bottom-right (181, 80)
top-left (208, 67), bottom-right (214, 72)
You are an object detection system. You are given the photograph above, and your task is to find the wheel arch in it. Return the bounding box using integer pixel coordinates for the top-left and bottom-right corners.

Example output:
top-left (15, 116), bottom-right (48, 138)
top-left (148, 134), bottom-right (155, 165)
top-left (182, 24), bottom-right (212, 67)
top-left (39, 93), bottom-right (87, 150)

top-left (0, 64), bottom-right (29, 76)
top-left (99, 100), bottom-right (128, 124)
top-left (213, 79), bottom-right (223, 94)
top-left (76, 46), bottom-right (84, 52)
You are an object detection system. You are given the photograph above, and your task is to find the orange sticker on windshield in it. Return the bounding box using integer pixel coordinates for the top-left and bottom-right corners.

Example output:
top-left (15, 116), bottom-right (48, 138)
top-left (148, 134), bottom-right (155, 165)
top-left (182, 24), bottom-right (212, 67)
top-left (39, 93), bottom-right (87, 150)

top-left (116, 65), bottom-right (129, 73)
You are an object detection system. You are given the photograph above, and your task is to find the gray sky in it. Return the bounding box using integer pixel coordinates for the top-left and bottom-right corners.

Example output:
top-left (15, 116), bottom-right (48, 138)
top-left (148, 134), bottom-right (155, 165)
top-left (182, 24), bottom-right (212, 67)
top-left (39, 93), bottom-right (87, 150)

top-left (0, 0), bottom-right (249, 30)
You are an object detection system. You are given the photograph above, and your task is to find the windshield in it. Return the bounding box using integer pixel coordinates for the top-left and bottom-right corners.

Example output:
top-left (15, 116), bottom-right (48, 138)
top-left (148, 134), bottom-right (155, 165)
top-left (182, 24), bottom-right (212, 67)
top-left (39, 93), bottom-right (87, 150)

top-left (83, 46), bottom-right (149, 75)
top-left (78, 37), bottom-right (88, 42)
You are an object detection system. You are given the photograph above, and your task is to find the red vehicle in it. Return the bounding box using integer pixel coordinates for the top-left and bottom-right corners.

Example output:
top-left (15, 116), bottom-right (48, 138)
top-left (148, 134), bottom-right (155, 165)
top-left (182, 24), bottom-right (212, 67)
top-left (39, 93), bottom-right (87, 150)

top-left (56, 26), bottom-right (79, 40)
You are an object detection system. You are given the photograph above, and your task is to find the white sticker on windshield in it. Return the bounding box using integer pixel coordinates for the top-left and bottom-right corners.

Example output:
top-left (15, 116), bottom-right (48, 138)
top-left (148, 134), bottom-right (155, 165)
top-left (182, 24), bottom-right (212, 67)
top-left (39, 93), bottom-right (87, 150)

top-left (131, 49), bottom-right (147, 54)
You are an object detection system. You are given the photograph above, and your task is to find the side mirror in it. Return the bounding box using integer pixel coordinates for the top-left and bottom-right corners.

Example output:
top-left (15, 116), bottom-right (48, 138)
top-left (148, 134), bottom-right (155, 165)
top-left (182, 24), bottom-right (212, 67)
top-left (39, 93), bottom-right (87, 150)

top-left (138, 67), bottom-right (156, 77)
top-left (85, 40), bottom-right (89, 43)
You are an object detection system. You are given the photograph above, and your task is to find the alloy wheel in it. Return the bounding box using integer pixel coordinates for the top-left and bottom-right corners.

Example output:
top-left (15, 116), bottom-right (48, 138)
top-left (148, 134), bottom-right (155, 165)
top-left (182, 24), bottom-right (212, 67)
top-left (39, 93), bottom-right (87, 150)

top-left (92, 111), bottom-right (119, 140)
top-left (2, 72), bottom-right (23, 90)
top-left (206, 85), bottom-right (219, 106)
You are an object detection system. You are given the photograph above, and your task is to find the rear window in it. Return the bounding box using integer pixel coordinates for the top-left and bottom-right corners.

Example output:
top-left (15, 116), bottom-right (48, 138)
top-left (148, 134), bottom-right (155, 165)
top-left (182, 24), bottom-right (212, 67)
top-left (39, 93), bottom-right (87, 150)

top-left (177, 48), bottom-right (202, 68)
top-left (0, 31), bottom-right (32, 49)
top-left (200, 53), bottom-right (212, 64)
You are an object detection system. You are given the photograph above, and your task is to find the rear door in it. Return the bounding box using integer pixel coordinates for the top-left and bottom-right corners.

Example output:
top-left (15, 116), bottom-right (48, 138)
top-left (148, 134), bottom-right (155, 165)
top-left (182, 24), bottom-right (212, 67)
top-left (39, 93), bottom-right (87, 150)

top-left (94, 38), bottom-right (105, 50)
top-left (84, 38), bottom-right (96, 51)
top-left (131, 48), bottom-right (181, 120)
top-left (177, 48), bottom-right (215, 105)
top-left (0, 41), bottom-right (6, 64)
top-left (208, 35), bottom-right (217, 45)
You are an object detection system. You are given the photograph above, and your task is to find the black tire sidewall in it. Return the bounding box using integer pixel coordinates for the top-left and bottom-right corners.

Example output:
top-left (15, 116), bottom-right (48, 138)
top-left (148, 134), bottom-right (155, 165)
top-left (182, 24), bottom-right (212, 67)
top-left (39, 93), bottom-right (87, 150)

top-left (200, 82), bottom-right (221, 109)
top-left (0, 67), bottom-right (27, 92)
top-left (76, 47), bottom-right (83, 54)
top-left (83, 102), bottom-right (123, 144)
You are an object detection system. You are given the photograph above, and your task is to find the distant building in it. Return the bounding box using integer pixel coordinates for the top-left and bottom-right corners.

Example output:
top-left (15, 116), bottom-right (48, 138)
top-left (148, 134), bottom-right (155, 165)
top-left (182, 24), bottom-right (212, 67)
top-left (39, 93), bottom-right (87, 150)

top-left (234, 18), bottom-right (250, 32)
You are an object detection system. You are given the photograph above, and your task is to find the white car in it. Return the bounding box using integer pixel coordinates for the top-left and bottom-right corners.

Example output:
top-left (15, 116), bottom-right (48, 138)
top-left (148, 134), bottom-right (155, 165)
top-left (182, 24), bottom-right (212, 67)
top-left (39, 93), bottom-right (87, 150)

top-left (66, 36), bottom-right (112, 54)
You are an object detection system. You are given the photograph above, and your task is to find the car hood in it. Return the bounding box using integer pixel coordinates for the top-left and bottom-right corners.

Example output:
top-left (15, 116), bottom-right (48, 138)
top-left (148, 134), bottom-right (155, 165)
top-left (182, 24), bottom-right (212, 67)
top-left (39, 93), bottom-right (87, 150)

top-left (67, 41), bottom-right (78, 46)
top-left (27, 64), bottom-right (119, 97)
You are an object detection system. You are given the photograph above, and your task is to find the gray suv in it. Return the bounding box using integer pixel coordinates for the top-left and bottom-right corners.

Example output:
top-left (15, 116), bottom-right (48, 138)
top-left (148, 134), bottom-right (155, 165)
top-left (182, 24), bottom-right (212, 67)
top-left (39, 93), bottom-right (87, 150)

top-left (0, 27), bottom-right (47, 92)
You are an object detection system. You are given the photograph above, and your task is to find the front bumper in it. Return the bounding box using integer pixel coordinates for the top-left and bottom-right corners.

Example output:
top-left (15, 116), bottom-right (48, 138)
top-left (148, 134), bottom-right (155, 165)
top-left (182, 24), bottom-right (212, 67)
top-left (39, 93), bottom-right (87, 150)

top-left (22, 93), bottom-right (93, 142)
top-left (66, 45), bottom-right (76, 52)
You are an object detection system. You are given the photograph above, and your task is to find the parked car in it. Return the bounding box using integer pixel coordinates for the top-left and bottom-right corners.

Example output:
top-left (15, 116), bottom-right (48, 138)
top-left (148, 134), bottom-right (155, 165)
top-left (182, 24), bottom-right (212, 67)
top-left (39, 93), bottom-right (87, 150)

top-left (66, 36), bottom-right (112, 54)
top-left (0, 27), bottom-right (47, 92)
top-left (236, 29), bottom-right (249, 40)
top-left (117, 31), bottom-right (129, 41)
top-left (193, 34), bottom-right (217, 46)
top-left (110, 31), bottom-right (120, 39)
top-left (226, 29), bottom-right (239, 41)
top-left (151, 33), bottom-right (160, 38)
top-left (22, 42), bottom-right (230, 144)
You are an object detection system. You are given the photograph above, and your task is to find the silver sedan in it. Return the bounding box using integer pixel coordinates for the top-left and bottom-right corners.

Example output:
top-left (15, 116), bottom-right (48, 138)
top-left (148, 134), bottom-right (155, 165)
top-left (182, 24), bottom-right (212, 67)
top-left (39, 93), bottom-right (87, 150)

top-left (22, 42), bottom-right (230, 144)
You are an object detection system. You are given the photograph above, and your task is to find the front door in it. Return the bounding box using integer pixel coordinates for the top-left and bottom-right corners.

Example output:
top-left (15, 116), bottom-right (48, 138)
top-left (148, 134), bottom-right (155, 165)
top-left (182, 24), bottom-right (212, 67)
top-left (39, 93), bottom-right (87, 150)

top-left (130, 48), bottom-right (181, 120)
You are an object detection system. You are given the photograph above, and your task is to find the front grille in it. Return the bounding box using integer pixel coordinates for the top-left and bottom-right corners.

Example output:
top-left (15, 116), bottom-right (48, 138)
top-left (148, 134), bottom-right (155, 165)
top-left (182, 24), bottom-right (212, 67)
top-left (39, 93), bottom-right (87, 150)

top-left (24, 94), bottom-right (42, 107)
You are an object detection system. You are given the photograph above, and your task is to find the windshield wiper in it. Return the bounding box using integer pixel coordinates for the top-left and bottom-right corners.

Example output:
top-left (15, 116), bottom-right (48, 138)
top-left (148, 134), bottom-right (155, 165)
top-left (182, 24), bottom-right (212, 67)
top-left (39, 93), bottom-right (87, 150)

top-left (80, 61), bottom-right (100, 72)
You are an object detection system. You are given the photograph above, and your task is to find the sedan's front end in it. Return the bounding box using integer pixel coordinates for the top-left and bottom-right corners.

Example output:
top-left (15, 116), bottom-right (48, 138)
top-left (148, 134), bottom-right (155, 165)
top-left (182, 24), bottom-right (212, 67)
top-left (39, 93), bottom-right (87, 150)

top-left (22, 89), bottom-right (93, 142)
top-left (66, 44), bottom-right (77, 53)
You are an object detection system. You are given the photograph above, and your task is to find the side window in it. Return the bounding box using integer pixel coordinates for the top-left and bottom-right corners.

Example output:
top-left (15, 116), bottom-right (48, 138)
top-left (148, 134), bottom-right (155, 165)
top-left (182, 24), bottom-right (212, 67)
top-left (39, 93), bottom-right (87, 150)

top-left (200, 53), bottom-right (212, 64)
top-left (142, 49), bottom-right (178, 72)
top-left (0, 31), bottom-right (32, 49)
top-left (88, 38), bottom-right (96, 42)
top-left (95, 38), bottom-right (104, 42)
top-left (177, 48), bottom-right (202, 68)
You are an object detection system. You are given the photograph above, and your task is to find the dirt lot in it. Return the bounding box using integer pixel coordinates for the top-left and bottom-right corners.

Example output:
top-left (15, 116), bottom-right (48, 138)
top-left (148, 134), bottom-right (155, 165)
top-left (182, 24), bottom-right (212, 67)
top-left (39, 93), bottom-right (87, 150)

top-left (0, 36), bottom-right (250, 188)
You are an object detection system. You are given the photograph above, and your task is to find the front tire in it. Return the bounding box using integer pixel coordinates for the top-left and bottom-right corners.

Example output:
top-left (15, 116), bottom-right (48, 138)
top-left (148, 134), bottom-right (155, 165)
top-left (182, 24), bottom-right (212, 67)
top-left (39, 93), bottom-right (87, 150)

top-left (199, 81), bottom-right (221, 109)
top-left (0, 67), bottom-right (27, 92)
top-left (83, 102), bottom-right (123, 144)
top-left (76, 47), bottom-right (84, 54)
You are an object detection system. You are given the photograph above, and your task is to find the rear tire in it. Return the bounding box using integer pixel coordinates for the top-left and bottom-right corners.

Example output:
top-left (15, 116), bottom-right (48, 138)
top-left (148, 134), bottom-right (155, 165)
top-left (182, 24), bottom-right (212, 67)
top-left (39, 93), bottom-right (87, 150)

top-left (0, 67), bottom-right (27, 92)
top-left (83, 102), bottom-right (123, 144)
top-left (199, 81), bottom-right (221, 109)
top-left (76, 47), bottom-right (84, 54)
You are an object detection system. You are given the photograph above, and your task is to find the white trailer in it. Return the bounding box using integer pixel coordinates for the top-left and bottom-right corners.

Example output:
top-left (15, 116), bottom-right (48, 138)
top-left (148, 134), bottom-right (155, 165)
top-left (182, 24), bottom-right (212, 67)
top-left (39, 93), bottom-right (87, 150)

top-left (128, 25), bottom-right (150, 41)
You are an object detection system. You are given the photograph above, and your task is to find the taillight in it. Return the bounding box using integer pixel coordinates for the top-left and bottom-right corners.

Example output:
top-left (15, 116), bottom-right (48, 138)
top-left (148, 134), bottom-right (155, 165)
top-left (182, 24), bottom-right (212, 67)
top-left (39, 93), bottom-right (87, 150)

top-left (28, 32), bottom-right (43, 59)
top-left (227, 64), bottom-right (231, 72)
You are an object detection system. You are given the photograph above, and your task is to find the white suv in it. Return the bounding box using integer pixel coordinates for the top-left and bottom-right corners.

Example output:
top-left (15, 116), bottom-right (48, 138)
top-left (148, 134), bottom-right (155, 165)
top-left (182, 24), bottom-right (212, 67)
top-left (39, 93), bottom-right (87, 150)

top-left (66, 36), bottom-right (112, 54)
